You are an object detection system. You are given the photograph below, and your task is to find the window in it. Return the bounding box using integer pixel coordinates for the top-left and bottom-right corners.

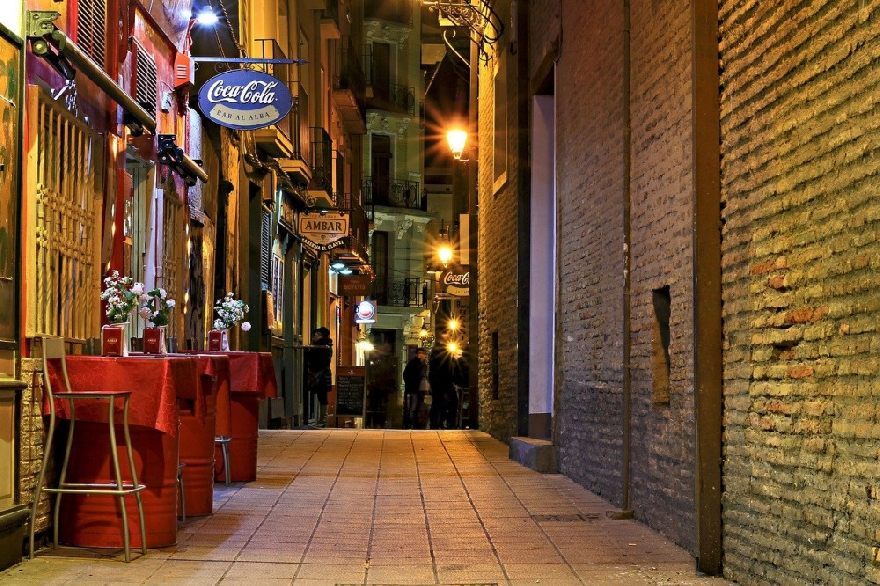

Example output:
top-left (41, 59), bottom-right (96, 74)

top-left (260, 211), bottom-right (272, 289)
top-left (271, 253), bottom-right (284, 327)
top-left (652, 286), bottom-right (672, 404)
top-left (76, 0), bottom-right (107, 68)
top-left (132, 39), bottom-right (158, 116)
top-left (27, 86), bottom-right (104, 341)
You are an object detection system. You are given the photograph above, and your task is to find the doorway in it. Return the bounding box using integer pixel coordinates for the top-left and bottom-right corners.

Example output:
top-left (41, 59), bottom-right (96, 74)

top-left (528, 74), bottom-right (556, 440)
top-left (371, 134), bottom-right (392, 205)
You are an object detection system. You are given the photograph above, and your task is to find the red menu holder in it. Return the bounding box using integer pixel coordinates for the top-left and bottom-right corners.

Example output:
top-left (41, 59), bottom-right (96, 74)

top-left (208, 329), bottom-right (228, 351)
top-left (144, 327), bottom-right (167, 354)
top-left (101, 324), bottom-right (128, 356)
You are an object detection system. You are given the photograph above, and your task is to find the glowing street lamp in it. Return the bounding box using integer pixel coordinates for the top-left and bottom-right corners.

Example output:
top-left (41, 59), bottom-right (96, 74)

top-left (446, 128), bottom-right (468, 160)
top-left (195, 7), bottom-right (219, 26)
top-left (447, 318), bottom-right (459, 332)
top-left (437, 243), bottom-right (453, 268)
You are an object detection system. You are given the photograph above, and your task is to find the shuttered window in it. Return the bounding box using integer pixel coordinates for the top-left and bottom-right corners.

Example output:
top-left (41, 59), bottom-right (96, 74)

top-left (132, 39), bottom-right (158, 116)
top-left (260, 212), bottom-right (272, 289)
top-left (76, 0), bottom-right (107, 68)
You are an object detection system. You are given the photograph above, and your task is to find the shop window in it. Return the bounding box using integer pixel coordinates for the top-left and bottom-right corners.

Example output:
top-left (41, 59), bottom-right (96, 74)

top-left (76, 0), bottom-right (106, 68)
top-left (652, 285), bottom-right (672, 405)
top-left (27, 86), bottom-right (104, 341)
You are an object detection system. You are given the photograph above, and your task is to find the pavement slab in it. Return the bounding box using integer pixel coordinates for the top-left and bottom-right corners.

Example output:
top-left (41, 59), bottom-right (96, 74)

top-left (1, 430), bottom-right (728, 585)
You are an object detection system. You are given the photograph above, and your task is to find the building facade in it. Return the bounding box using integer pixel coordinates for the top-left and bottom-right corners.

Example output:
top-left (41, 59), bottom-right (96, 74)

top-left (475, 0), bottom-right (880, 582)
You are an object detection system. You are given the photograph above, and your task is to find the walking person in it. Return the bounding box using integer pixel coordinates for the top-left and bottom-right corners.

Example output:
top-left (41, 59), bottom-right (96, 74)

top-left (403, 348), bottom-right (428, 429)
top-left (305, 327), bottom-right (333, 426)
top-left (428, 333), bottom-right (457, 429)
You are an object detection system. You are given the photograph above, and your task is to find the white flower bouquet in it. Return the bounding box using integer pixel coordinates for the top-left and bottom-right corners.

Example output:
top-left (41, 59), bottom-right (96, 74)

top-left (139, 288), bottom-right (176, 327)
top-left (213, 292), bottom-right (250, 331)
top-left (101, 271), bottom-right (144, 324)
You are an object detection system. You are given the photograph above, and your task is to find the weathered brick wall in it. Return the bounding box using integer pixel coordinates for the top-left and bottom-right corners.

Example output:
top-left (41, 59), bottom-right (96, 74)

top-left (525, 0), bottom-right (699, 552)
top-left (719, 2), bottom-right (880, 583)
top-left (628, 0), bottom-right (697, 553)
top-left (551, 0), bottom-right (627, 505)
top-left (19, 358), bottom-right (51, 537)
top-left (477, 0), bottom-right (520, 442)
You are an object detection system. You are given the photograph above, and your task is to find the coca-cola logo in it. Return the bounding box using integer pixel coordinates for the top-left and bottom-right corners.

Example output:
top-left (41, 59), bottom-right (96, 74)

top-left (443, 271), bottom-right (470, 287)
top-left (198, 70), bottom-right (293, 131)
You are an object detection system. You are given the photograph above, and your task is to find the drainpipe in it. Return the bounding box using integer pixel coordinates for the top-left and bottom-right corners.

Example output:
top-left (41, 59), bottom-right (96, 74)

top-left (621, 0), bottom-right (633, 514)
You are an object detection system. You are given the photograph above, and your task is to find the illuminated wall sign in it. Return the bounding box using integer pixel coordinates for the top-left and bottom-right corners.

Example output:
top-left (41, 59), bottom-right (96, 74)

top-left (198, 69), bottom-right (293, 131)
top-left (355, 300), bottom-right (377, 324)
top-left (299, 211), bottom-right (350, 252)
top-left (440, 269), bottom-right (470, 297)
top-left (339, 274), bottom-right (373, 297)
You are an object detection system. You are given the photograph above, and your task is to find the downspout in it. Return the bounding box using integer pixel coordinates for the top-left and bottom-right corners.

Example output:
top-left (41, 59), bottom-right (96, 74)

top-left (621, 0), bottom-right (633, 513)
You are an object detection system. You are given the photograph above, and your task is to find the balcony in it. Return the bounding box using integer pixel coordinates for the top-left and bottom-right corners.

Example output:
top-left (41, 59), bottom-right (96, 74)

top-left (333, 42), bottom-right (367, 134)
top-left (364, 0), bottom-right (413, 27)
top-left (321, 0), bottom-right (341, 39)
top-left (333, 193), bottom-right (370, 267)
top-left (253, 39), bottom-right (296, 158)
top-left (276, 85), bottom-right (312, 189)
top-left (364, 177), bottom-right (423, 211)
top-left (307, 127), bottom-right (334, 207)
top-left (386, 278), bottom-right (430, 308)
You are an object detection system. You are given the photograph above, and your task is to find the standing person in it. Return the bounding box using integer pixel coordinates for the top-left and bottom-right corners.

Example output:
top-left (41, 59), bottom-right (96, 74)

top-left (428, 333), bottom-right (456, 429)
top-left (305, 327), bottom-right (333, 425)
top-left (403, 348), bottom-right (428, 429)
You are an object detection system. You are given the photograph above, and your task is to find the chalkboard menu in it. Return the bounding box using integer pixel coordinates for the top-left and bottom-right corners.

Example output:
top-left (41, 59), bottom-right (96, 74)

top-left (335, 366), bottom-right (366, 417)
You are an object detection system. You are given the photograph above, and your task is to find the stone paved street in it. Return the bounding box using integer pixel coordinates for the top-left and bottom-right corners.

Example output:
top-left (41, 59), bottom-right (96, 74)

top-left (1, 431), bottom-right (726, 585)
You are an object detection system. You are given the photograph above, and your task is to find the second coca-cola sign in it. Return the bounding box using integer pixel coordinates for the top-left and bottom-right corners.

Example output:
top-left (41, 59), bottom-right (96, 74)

top-left (198, 70), bottom-right (293, 131)
top-left (440, 269), bottom-right (470, 297)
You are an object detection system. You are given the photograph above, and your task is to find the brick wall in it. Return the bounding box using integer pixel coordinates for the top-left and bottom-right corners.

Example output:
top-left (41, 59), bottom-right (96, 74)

top-left (477, 0), bottom-right (520, 442)
top-left (547, 0), bottom-right (628, 508)
top-left (524, 0), bottom-right (699, 551)
top-left (628, 0), bottom-right (697, 552)
top-left (719, 2), bottom-right (880, 583)
top-left (19, 358), bottom-right (51, 538)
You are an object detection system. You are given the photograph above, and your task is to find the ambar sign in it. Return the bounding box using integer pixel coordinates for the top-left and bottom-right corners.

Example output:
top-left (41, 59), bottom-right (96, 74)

top-left (299, 211), bottom-right (350, 251)
top-left (198, 69), bottom-right (293, 131)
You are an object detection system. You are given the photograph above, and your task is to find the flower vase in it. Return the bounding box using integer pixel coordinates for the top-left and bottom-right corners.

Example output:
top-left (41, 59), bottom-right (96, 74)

top-left (144, 326), bottom-right (168, 354)
top-left (208, 328), bottom-right (230, 351)
top-left (101, 322), bottom-right (130, 357)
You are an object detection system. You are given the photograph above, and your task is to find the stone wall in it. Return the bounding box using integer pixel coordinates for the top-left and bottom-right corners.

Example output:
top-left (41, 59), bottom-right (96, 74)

top-left (719, 2), bottom-right (880, 583)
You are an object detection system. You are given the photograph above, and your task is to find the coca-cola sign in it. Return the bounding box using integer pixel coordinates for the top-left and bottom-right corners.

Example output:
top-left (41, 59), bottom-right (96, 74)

top-left (440, 269), bottom-right (470, 297)
top-left (198, 70), bottom-right (293, 131)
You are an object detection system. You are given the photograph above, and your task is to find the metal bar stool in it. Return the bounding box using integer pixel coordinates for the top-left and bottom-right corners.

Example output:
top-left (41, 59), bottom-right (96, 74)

top-left (215, 436), bottom-right (231, 486)
top-left (29, 337), bottom-right (147, 562)
top-left (177, 463), bottom-right (186, 521)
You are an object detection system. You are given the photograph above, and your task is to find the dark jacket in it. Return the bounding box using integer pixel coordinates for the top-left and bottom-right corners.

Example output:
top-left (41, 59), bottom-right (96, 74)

top-left (305, 338), bottom-right (332, 392)
top-left (428, 346), bottom-right (456, 395)
top-left (403, 356), bottom-right (427, 394)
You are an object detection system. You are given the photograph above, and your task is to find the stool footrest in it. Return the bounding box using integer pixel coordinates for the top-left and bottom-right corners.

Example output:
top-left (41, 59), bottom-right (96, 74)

top-left (44, 482), bottom-right (146, 495)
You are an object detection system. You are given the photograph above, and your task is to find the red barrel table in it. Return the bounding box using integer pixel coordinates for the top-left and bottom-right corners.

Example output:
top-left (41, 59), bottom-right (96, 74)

top-left (178, 354), bottom-right (229, 516)
top-left (44, 356), bottom-right (199, 549)
top-left (204, 351), bottom-right (277, 482)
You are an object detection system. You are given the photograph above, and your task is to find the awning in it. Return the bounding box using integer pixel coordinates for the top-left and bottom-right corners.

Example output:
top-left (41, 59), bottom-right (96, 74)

top-left (28, 12), bottom-right (157, 134)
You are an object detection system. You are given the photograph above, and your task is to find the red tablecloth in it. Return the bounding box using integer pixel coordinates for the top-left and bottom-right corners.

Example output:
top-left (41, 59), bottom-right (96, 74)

top-left (43, 355), bottom-right (201, 548)
top-left (45, 356), bottom-right (200, 436)
top-left (221, 351), bottom-right (279, 398)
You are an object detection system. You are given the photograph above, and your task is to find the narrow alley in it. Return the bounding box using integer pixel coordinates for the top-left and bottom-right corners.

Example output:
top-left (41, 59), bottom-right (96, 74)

top-left (1, 431), bottom-right (720, 585)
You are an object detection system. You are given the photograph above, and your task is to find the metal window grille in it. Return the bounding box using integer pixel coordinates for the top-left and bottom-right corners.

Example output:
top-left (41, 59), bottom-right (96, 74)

top-left (27, 86), bottom-right (104, 341)
top-left (271, 254), bottom-right (283, 325)
top-left (76, 0), bottom-right (107, 68)
top-left (132, 39), bottom-right (158, 116)
top-left (260, 212), bottom-right (272, 289)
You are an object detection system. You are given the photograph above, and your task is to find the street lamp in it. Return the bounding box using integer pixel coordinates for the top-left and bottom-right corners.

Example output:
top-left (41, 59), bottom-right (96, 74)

top-left (195, 7), bottom-right (219, 26)
top-left (447, 318), bottom-right (459, 331)
top-left (446, 128), bottom-right (468, 161)
top-left (437, 243), bottom-right (454, 268)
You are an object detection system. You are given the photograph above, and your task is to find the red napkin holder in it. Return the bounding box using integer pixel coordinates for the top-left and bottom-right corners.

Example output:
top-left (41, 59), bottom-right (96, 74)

top-left (144, 327), bottom-right (167, 354)
top-left (101, 324), bottom-right (127, 356)
top-left (208, 329), bottom-right (228, 351)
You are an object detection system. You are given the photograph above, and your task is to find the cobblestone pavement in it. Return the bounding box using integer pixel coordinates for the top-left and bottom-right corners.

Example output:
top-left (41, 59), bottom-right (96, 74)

top-left (1, 430), bottom-right (728, 585)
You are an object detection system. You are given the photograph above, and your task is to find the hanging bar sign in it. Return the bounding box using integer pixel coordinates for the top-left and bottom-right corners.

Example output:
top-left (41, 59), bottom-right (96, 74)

top-left (198, 69), bottom-right (293, 131)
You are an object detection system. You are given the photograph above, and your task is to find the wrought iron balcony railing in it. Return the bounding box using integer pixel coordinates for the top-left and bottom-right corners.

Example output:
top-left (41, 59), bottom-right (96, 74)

top-left (310, 127), bottom-right (333, 195)
top-left (389, 278), bottom-right (429, 308)
top-left (363, 177), bottom-right (423, 210)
